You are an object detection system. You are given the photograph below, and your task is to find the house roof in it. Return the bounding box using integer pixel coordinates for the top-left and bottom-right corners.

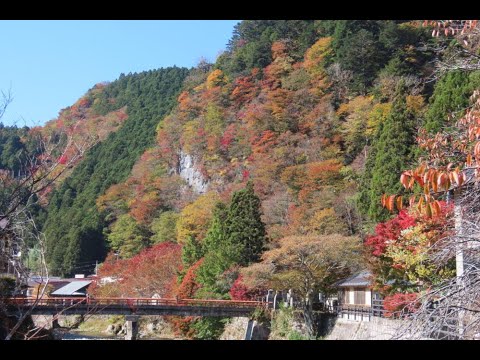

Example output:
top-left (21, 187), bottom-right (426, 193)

top-left (336, 270), bottom-right (372, 288)
top-left (50, 280), bottom-right (92, 296)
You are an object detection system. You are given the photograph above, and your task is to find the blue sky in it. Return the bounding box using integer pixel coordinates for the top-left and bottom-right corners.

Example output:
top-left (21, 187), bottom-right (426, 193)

top-left (0, 20), bottom-right (239, 126)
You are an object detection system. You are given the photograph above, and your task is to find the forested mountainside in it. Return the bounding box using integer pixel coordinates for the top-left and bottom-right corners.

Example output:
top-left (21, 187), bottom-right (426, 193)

top-left (2, 20), bottom-right (478, 339)
top-left (92, 20), bottom-right (437, 268)
top-left (41, 67), bottom-right (189, 275)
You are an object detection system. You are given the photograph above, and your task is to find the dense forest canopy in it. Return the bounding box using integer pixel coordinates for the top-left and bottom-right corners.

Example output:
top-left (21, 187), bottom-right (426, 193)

top-left (2, 19), bottom-right (479, 340)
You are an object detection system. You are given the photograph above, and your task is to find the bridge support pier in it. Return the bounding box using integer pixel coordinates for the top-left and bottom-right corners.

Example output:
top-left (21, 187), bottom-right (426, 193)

top-left (125, 315), bottom-right (139, 340)
top-left (52, 316), bottom-right (60, 329)
top-left (244, 319), bottom-right (255, 340)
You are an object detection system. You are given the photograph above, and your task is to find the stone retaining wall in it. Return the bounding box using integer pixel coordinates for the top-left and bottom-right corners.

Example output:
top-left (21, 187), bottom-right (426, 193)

top-left (326, 316), bottom-right (402, 340)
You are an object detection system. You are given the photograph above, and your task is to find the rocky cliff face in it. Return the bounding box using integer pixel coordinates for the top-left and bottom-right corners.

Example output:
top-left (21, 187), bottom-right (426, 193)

top-left (178, 151), bottom-right (209, 194)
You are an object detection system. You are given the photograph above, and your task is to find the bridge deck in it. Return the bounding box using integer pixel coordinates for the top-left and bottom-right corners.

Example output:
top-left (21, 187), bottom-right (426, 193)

top-left (4, 297), bottom-right (267, 317)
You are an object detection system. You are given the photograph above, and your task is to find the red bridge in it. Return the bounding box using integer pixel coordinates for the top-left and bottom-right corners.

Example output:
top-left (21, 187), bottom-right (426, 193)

top-left (5, 297), bottom-right (267, 317)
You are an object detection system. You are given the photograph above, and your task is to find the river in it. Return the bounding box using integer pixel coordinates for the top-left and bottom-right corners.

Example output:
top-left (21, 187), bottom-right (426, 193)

top-left (53, 328), bottom-right (173, 340)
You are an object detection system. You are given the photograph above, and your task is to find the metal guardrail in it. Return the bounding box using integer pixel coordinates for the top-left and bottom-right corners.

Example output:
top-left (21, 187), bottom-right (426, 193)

top-left (336, 304), bottom-right (373, 321)
top-left (321, 299), bottom-right (387, 320)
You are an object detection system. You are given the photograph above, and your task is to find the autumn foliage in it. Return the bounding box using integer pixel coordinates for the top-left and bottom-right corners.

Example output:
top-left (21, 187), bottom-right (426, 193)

top-left (383, 292), bottom-right (419, 318)
top-left (229, 275), bottom-right (264, 301)
top-left (366, 202), bottom-right (453, 295)
top-left (90, 242), bottom-right (182, 298)
top-left (365, 210), bottom-right (416, 257)
top-left (175, 259), bottom-right (204, 299)
top-left (383, 90), bottom-right (480, 218)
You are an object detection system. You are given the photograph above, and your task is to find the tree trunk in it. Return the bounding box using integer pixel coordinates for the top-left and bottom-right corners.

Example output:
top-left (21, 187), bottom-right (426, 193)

top-left (302, 293), bottom-right (315, 339)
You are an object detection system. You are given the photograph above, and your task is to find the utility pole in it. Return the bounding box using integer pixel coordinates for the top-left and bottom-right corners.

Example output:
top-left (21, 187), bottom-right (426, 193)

top-left (447, 190), bottom-right (464, 280)
top-left (448, 188), bottom-right (465, 338)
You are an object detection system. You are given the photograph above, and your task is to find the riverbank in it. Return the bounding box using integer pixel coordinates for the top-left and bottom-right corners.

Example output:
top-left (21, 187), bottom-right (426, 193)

top-left (50, 315), bottom-right (179, 340)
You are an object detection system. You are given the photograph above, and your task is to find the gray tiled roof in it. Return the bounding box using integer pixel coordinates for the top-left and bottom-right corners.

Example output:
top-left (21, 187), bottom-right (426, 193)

top-left (336, 270), bottom-right (372, 287)
top-left (50, 280), bottom-right (92, 296)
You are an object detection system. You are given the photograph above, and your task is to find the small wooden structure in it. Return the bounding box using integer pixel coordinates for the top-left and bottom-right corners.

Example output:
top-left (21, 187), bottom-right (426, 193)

top-left (336, 270), bottom-right (383, 321)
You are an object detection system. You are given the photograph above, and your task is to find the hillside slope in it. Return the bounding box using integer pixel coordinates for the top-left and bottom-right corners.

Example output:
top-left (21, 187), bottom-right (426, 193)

top-left (42, 67), bottom-right (189, 275)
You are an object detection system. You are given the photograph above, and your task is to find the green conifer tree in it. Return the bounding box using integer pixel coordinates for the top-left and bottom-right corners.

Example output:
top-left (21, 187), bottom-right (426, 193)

top-left (196, 203), bottom-right (231, 291)
top-left (182, 235), bottom-right (205, 269)
top-left (424, 71), bottom-right (472, 133)
top-left (225, 181), bottom-right (266, 266)
top-left (358, 83), bottom-right (417, 221)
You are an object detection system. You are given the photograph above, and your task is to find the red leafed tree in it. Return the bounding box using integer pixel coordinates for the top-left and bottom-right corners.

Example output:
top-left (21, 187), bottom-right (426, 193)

top-left (365, 210), bottom-right (416, 257)
top-left (383, 293), bottom-right (419, 318)
top-left (169, 259), bottom-right (204, 339)
top-left (91, 242), bottom-right (182, 298)
top-left (220, 124), bottom-right (236, 151)
top-left (175, 259), bottom-right (204, 299)
top-left (230, 74), bottom-right (258, 105)
top-left (229, 275), bottom-right (264, 301)
top-left (58, 155), bottom-right (68, 165)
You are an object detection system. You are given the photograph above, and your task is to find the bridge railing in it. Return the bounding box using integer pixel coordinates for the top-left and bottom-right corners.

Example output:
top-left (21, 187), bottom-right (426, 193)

top-left (4, 297), bottom-right (267, 309)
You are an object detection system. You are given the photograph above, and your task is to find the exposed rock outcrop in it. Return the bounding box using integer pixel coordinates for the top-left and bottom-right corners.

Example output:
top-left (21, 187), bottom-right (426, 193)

top-left (178, 151), bottom-right (208, 194)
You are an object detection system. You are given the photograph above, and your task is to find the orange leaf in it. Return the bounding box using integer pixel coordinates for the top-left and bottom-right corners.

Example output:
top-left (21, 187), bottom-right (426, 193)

top-left (432, 201), bottom-right (441, 216)
top-left (395, 196), bottom-right (403, 211)
top-left (474, 142), bottom-right (480, 157)
top-left (437, 173), bottom-right (449, 190)
top-left (409, 195), bottom-right (416, 208)
top-left (452, 170), bottom-right (460, 186)
top-left (417, 196), bottom-right (424, 211)
top-left (413, 175), bottom-right (424, 187)
top-left (387, 195), bottom-right (396, 212)
top-left (425, 203), bottom-right (432, 218)
top-left (381, 194), bottom-right (387, 208)
top-left (423, 171), bottom-right (430, 185)
top-left (423, 184), bottom-right (430, 195)
top-left (408, 176), bottom-right (415, 189)
top-left (431, 172), bottom-right (438, 192)
top-left (466, 154), bottom-right (472, 166)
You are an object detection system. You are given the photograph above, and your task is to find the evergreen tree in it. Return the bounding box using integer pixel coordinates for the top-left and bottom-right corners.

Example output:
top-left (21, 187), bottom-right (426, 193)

top-left (225, 181), bottom-right (266, 266)
top-left (358, 83), bottom-right (417, 221)
top-left (182, 235), bottom-right (205, 269)
top-left (196, 203), bottom-right (231, 291)
top-left (424, 71), bottom-right (480, 133)
top-left (196, 184), bottom-right (266, 295)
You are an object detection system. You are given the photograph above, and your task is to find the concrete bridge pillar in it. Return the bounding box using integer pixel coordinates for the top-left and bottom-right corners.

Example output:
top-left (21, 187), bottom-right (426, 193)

top-left (52, 316), bottom-right (60, 329)
top-left (244, 319), bottom-right (254, 340)
top-left (125, 315), bottom-right (139, 340)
